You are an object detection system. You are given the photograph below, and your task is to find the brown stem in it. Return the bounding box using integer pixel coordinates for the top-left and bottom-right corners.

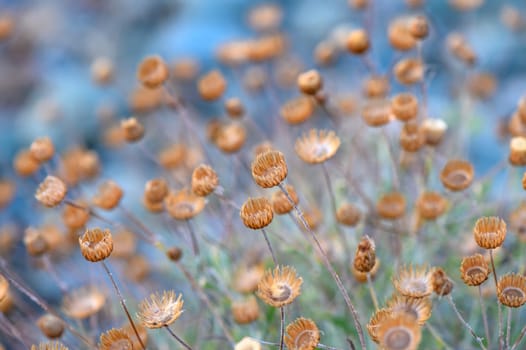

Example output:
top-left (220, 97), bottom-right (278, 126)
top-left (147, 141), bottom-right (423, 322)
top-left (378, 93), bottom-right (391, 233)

top-left (279, 307), bottom-right (285, 350)
top-left (446, 295), bottom-right (487, 350)
top-left (261, 228), bottom-right (278, 265)
top-left (165, 325), bottom-right (193, 350)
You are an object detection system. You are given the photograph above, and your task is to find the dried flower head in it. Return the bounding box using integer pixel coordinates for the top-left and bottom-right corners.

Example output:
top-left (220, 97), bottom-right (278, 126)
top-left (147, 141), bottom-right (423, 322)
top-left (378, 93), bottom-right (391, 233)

top-left (362, 99), bottom-right (392, 127)
top-left (408, 15), bottom-right (429, 39)
top-left (422, 118), bottom-right (447, 146)
top-left (393, 265), bottom-right (433, 298)
top-left (284, 318), bottom-right (320, 350)
top-left (510, 202), bottom-right (526, 241)
top-left (137, 55), bottom-right (169, 89)
top-left (280, 96), bottom-right (314, 125)
top-left (122, 323), bottom-right (149, 349)
top-left (79, 228), bottom-right (113, 262)
top-left (234, 264), bottom-right (265, 294)
top-left (158, 143), bottom-right (187, 169)
top-left (191, 164), bottom-right (219, 196)
top-left (30, 137), bottom-right (55, 162)
top-left (62, 285), bottom-right (106, 319)
top-left (172, 57), bottom-right (199, 81)
top-left (35, 176), bottom-right (67, 208)
top-left (393, 58), bottom-right (424, 85)
top-left (240, 197), bottom-right (274, 230)
top-left (271, 184), bottom-right (298, 215)
top-left (198, 70), bottom-right (227, 101)
top-left (509, 137), bottom-right (526, 166)
top-left (388, 18), bottom-right (417, 51)
top-left (137, 290), bottom-right (184, 328)
top-left (473, 216), bottom-right (506, 249)
top-left (295, 129), bottom-right (340, 164)
top-left (125, 255), bottom-right (150, 282)
top-left (377, 192), bottom-right (406, 220)
top-left (62, 202), bottom-right (90, 229)
top-left (352, 257), bottom-right (380, 283)
top-left (164, 189), bottom-right (206, 220)
top-left (346, 29), bottom-right (370, 54)
top-left (363, 75), bottom-right (390, 98)
top-left (336, 202), bottom-right (362, 227)
top-left (297, 70), bottom-right (323, 95)
top-left (231, 295), bottom-right (260, 325)
top-left (0, 180), bottom-right (15, 209)
top-left (377, 313), bottom-right (422, 350)
top-left (367, 308), bottom-right (392, 343)
top-left (31, 342), bottom-right (69, 350)
top-left (497, 274), bottom-right (526, 308)
top-left (431, 267), bottom-right (454, 296)
top-left (144, 178), bottom-right (168, 203)
top-left (387, 294), bottom-right (432, 326)
top-left (92, 180), bottom-right (123, 210)
top-left (98, 328), bottom-right (133, 350)
top-left (460, 254), bottom-right (490, 286)
top-left (314, 41), bottom-right (337, 66)
top-left (37, 314), bottom-right (64, 339)
top-left (166, 246), bottom-right (183, 262)
top-left (224, 97), bottom-right (245, 118)
top-left (235, 337), bottom-right (262, 350)
top-left (257, 266), bottom-right (303, 307)
top-left (391, 93), bottom-right (418, 122)
top-left (400, 122), bottom-right (425, 152)
top-left (121, 117), bottom-right (145, 143)
top-left (14, 149), bottom-right (40, 177)
top-left (416, 191), bottom-right (447, 220)
top-left (214, 122), bottom-right (246, 153)
top-left (252, 150), bottom-right (288, 188)
top-left (24, 227), bottom-right (49, 257)
top-left (91, 57), bottom-right (114, 85)
top-left (353, 235), bottom-right (376, 273)
top-left (447, 33), bottom-right (477, 65)
top-left (248, 3), bottom-right (282, 32)
top-left (440, 159), bottom-right (474, 191)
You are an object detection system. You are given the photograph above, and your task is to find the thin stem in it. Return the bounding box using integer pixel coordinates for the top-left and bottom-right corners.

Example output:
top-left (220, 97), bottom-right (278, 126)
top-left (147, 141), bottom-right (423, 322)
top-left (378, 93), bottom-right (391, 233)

top-left (185, 219), bottom-right (200, 255)
top-left (506, 308), bottom-right (512, 349)
top-left (511, 324), bottom-right (526, 350)
top-left (490, 249), bottom-right (504, 350)
top-left (425, 323), bottom-right (454, 350)
top-left (279, 307), bottom-right (285, 350)
top-left (41, 254), bottom-right (68, 293)
top-left (380, 128), bottom-right (400, 191)
top-left (101, 261), bottom-right (145, 350)
top-left (478, 285), bottom-right (491, 348)
top-left (165, 325), bottom-right (193, 350)
top-left (0, 313), bottom-right (32, 348)
top-left (261, 228), bottom-right (278, 265)
top-left (278, 183), bottom-right (366, 350)
top-left (446, 295), bottom-right (487, 350)
top-left (119, 205), bottom-right (160, 245)
top-left (366, 272), bottom-right (379, 311)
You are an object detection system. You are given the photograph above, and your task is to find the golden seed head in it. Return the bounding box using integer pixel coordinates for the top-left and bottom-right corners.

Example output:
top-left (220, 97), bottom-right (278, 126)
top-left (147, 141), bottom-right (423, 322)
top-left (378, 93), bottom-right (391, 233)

top-left (235, 337), bottom-right (262, 350)
top-left (13, 149), bottom-right (40, 177)
top-left (0, 180), bottom-right (15, 209)
top-left (137, 55), bottom-right (169, 89)
top-left (346, 29), bottom-right (370, 54)
top-left (247, 3), bottom-right (282, 32)
top-left (240, 197), bottom-right (274, 229)
top-left (363, 75), bottom-right (390, 98)
top-left (91, 57), bottom-right (114, 85)
top-left (24, 227), bottom-right (49, 257)
top-left (144, 178), bottom-right (168, 203)
top-left (391, 93), bottom-right (418, 122)
top-left (78, 150), bottom-right (101, 180)
top-left (400, 122), bottom-right (426, 152)
top-left (352, 257), bottom-right (381, 283)
top-left (214, 122), bottom-right (247, 153)
top-left (473, 216), bottom-right (506, 249)
top-left (0, 274), bottom-right (8, 302)
top-left (271, 184), bottom-right (298, 215)
top-left (121, 323), bottom-right (149, 349)
top-left (198, 69), bottom-right (227, 101)
top-left (37, 314), bottom-right (65, 339)
top-left (408, 15), bottom-right (429, 39)
top-left (393, 58), bottom-right (424, 85)
top-left (30, 137), bottom-right (55, 162)
top-left (247, 34), bottom-right (286, 62)
top-left (392, 265), bottom-right (434, 298)
top-left (297, 69), bottom-right (323, 95)
top-left (158, 143), bottom-right (187, 169)
top-left (280, 96), bottom-right (314, 125)
top-left (497, 274), bottom-right (526, 308)
top-left (353, 235), bottom-right (376, 273)
top-left (367, 308), bottom-right (392, 343)
top-left (509, 136), bottom-right (526, 166)
top-left (440, 159), bottom-right (474, 191)
top-left (295, 129), bottom-right (340, 164)
top-left (224, 97), bottom-right (245, 118)
top-left (422, 118), bottom-right (447, 146)
top-left (460, 254), bottom-right (490, 286)
top-left (30, 342), bottom-right (69, 350)
top-left (79, 228), bottom-right (113, 262)
top-left (234, 264), bottom-right (265, 294)
top-left (62, 285), bottom-right (106, 319)
top-left (166, 246), bottom-right (183, 262)
top-left (251, 150), bottom-right (288, 188)
top-left (143, 195), bottom-right (164, 213)
top-left (232, 295), bottom-right (260, 325)
top-left (98, 328), bottom-right (133, 350)
top-left (446, 33), bottom-right (477, 65)
top-left (386, 294), bottom-right (432, 326)
top-left (377, 313), bottom-right (422, 350)
top-left (336, 202), bottom-right (362, 227)
top-left (121, 117), bottom-right (145, 143)
top-left (172, 57), bottom-right (199, 81)
top-left (62, 201), bottom-right (90, 229)
top-left (137, 290), bottom-right (184, 328)
top-left (416, 191), bottom-right (447, 220)
top-left (164, 188), bottom-right (206, 220)
top-left (191, 164), bottom-right (219, 196)
top-left (92, 180), bottom-right (123, 210)
top-left (388, 18), bottom-right (417, 51)
top-left (257, 266), bottom-right (303, 307)
top-left (431, 267), bottom-right (454, 296)
top-left (35, 176), bottom-right (67, 208)
top-left (362, 99), bottom-right (393, 127)
top-left (284, 318), bottom-right (320, 350)
top-left (377, 192), bottom-right (406, 220)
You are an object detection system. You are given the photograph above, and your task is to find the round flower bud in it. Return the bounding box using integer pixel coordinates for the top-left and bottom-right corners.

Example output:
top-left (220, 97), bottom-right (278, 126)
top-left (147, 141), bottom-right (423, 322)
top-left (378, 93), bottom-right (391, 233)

top-left (297, 70), bottom-right (323, 95)
top-left (232, 296), bottom-right (260, 325)
top-left (30, 137), bottom-right (55, 163)
top-left (422, 118), bottom-right (447, 146)
top-left (271, 185), bottom-right (298, 215)
top-left (91, 57), bottom-right (114, 85)
top-left (198, 70), bottom-right (227, 101)
top-left (388, 19), bottom-right (417, 51)
top-left (391, 93), bottom-right (418, 122)
top-left (35, 176), bottom-right (67, 208)
top-left (363, 75), bottom-right (390, 98)
top-left (408, 15), bottom-right (429, 39)
top-left (13, 149), bottom-right (40, 177)
top-left (137, 55), bottom-right (169, 89)
top-left (224, 98), bottom-right (245, 118)
top-left (79, 228), bottom-right (113, 262)
top-left (37, 314), bottom-right (65, 339)
top-left (394, 58), bottom-right (424, 85)
top-left (336, 202), bottom-right (362, 227)
top-left (346, 29), bottom-right (370, 54)
top-left (24, 227), bottom-right (49, 257)
top-left (399, 122), bottom-right (425, 152)
top-left (251, 150), bottom-right (288, 188)
top-left (166, 246), bottom-right (183, 262)
top-left (280, 96), bottom-right (314, 125)
top-left (362, 99), bottom-right (392, 127)
top-left (144, 178), bottom-right (168, 203)
top-left (377, 192), bottom-right (406, 220)
top-left (92, 181), bottom-right (123, 210)
top-left (121, 117), bottom-right (145, 143)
